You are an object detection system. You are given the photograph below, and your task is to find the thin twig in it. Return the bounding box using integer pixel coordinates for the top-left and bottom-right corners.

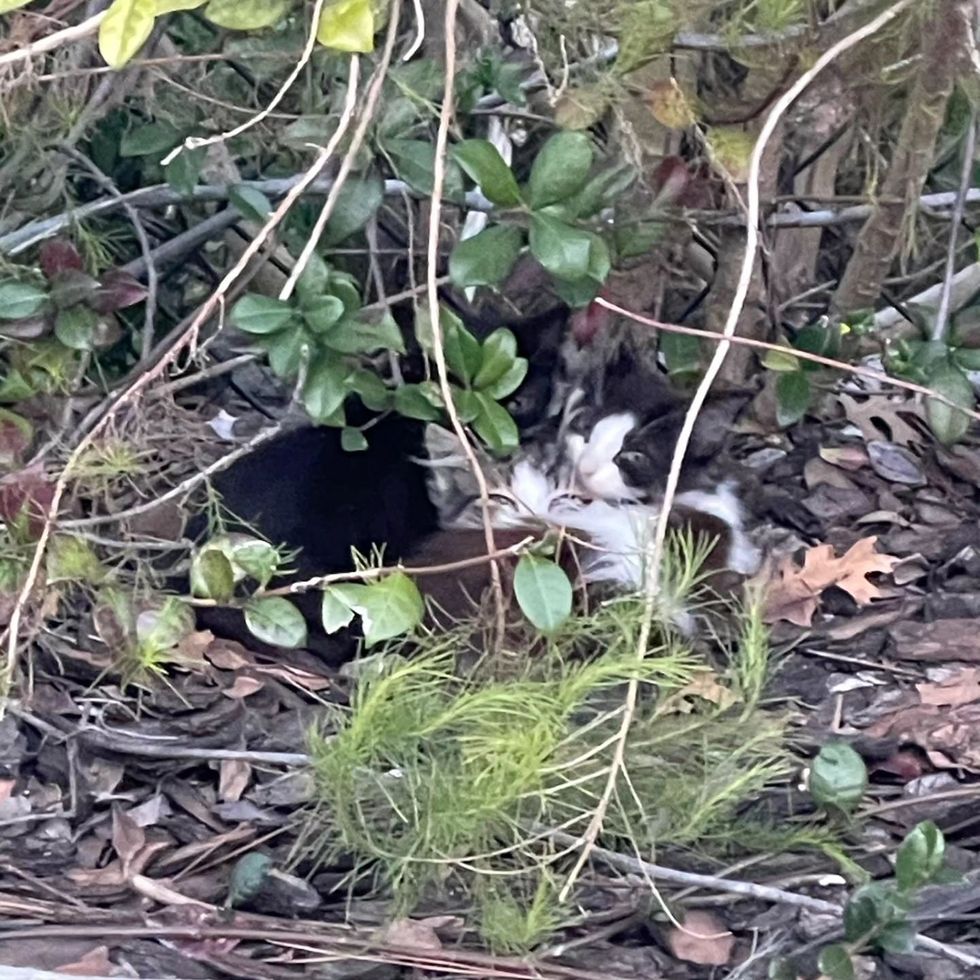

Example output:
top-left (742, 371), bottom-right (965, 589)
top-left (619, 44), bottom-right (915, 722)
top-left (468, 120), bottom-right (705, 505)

top-left (424, 0), bottom-right (507, 643)
top-left (933, 112), bottom-right (978, 341)
top-left (0, 10), bottom-right (104, 69)
top-left (404, 0), bottom-right (426, 60)
top-left (558, 0), bottom-right (917, 904)
top-left (594, 298), bottom-right (980, 424)
top-left (161, 0), bottom-right (329, 167)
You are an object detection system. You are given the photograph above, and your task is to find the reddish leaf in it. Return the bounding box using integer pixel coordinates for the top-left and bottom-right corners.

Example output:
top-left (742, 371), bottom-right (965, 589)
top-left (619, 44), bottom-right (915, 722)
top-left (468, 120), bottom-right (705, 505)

top-left (92, 269), bottom-right (148, 313)
top-left (0, 410), bottom-right (32, 468)
top-left (0, 465), bottom-right (55, 537)
top-left (39, 238), bottom-right (83, 279)
top-left (569, 287), bottom-right (612, 347)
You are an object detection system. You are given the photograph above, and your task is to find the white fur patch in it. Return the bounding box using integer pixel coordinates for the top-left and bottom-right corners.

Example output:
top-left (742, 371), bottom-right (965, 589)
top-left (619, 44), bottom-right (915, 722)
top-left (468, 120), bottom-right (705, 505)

top-left (567, 412), bottom-right (640, 501)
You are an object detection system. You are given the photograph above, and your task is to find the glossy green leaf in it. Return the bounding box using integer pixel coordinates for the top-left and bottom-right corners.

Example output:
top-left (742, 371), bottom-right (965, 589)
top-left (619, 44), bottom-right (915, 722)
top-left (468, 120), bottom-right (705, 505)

top-left (321, 588), bottom-right (356, 633)
top-left (230, 294), bottom-right (296, 334)
top-left (54, 306), bottom-right (100, 351)
top-left (896, 821), bottom-right (945, 892)
top-left (843, 882), bottom-right (908, 942)
top-left (302, 296), bottom-right (346, 333)
top-left (527, 131), bottom-right (594, 208)
top-left (190, 548), bottom-right (235, 603)
top-left (229, 185), bottom-right (272, 221)
top-left (164, 146), bottom-right (205, 195)
top-left (449, 224), bottom-right (524, 288)
top-left (322, 175), bottom-right (384, 246)
top-left (328, 572), bottom-right (424, 646)
top-left (762, 348), bottom-right (801, 372)
top-left (472, 392), bottom-right (519, 455)
top-left (775, 370), bottom-right (810, 428)
top-left (529, 213), bottom-right (593, 281)
top-left (349, 369), bottom-right (391, 411)
top-left (552, 276), bottom-right (601, 308)
top-left (443, 314), bottom-right (482, 385)
top-left (474, 328), bottom-right (518, 389)
top-left (99, 0), bottom-right (156, 69)
top-left (227, 852), bottom-right (273, 907)
top-left (295, 252), bottom-right (331, 307)
top-left (452, 139), bottom-right (522, 206)
top-left (809, 742), bottom-right (867, 812)
top-left (244, 597), bottom-right (307, 648)
top-left (316, 0), bottom-right (374, 53)
top-left (204, 0), bottom-right (289, 30)
top-left (514, 554), bottom-right (572, 632)
top-left (482, 358), bottom-right (527, 399)
top-left (303, 356), bottom-right (350, 423)
top-left (324, 311), bottom-right (405, 355)
top-left (394, 383), bottom-right (443, 421)
top-left (566, 163), bottom-right (637, 219)
top-left (925, 361), bottom-right (974, 445)
top-left (120, 120), bottom-right (180, 157)
top-left (816, 945), bottom-right (854, 980)
top-left (262, 327), bottom-right (306, 379)
top-left (0, 282), bottom-right (47, 320)
top-left (386, 138), bottom-right (437, 194)
top-left (661, 332), bottom-right (702, 377)
top-left (341, 427), bottom-right (368, 451)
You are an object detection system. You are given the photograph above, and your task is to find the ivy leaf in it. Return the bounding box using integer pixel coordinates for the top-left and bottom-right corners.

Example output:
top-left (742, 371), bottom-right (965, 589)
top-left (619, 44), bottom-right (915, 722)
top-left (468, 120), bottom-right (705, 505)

top-left (474, 328), bottom-right (518, 389)
top-left (54, 306), bottom-right (100, 351)
top-left (529, 213), bottom-right (593, 280)
top-left (98, 0), bottom-right (156, 70)
top-left (925, 361), bottom-right (973, 445)
top-left (514, 554), bottom-right (572, 632)
top-left (817, 946), bottom-right (855, 980)
top-left (394, 383), bottom-right (443, 421)
top-left (120, 120), bottom-right (180, 157)
top-left (452, 139), bottom-right (522, 206)
top-left (322, 174), bottom-right (384, 246)
top-left (229, 185), bottom-right (272, 221)
top-left (472, 392), bottom-right (519, 455)
top-left (661, 332), bottom-right (702, 378)
top-left (449, 224), bottom-right (524, 288)
top-left (527, 131), bottom-right (594, 209)
top-left (482, 358), bottom-right (527, 399)
top-left (809, 742), bottom-right (867, 812)
top-left (324, 311), bottom-right (405, 355)
top-left (303, 355), bottom-right (350, 423)
top-left (204, 0), bottom-right (289, 30)
top-left (164, 146), bottom-right (205, 196)
top-left (775, 370), bottom-right (810, 428)
top-left (321, 588), bottom-right (356, 633)
top-left (328, 572), bottom-right (424, 646)
top-left (230, 294), bottom-right (296, 335)
top-left (0, 282), bottom-right (47, 320)
top-left (896, 821), bottom-right (945, 892)
top-left (316, 0), bottom-right (374, 53)
top-left (244, 597), bottom-right (307, 648)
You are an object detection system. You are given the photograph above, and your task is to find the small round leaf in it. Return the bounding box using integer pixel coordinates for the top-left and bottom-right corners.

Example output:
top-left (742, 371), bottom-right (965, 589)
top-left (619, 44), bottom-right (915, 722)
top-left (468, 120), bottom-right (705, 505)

top-left (244, 597), bottom-right (308, 648)
top-left (514, 554), bottom-right (573, 633)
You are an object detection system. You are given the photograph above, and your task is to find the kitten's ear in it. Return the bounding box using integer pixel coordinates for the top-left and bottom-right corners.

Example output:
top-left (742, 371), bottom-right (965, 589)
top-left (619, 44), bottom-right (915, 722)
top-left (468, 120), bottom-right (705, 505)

top-left (424, 423), bottom-right (465, 463)
top-left (421, 424), bottom-right (485, 522)
top-left (689, 394), bottom-right (750, 458)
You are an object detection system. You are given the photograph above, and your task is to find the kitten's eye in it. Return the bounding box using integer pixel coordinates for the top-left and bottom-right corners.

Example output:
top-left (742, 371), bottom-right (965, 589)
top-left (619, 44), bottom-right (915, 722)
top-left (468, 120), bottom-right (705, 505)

top-left (616, 451), bottom-right (647, 468)
top-left (487, 492), bottom-right (513, 505)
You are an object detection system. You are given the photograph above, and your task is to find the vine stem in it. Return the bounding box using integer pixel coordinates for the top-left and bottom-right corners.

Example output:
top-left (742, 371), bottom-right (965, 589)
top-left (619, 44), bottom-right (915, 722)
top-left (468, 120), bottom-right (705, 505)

top-left (557, 0), bottom-right (918, 904)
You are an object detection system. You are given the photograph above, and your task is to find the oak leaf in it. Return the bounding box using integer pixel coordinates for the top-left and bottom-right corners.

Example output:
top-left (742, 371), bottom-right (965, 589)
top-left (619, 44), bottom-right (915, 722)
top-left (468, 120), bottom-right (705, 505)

top-left (762, 536), bottom-right (900, 626)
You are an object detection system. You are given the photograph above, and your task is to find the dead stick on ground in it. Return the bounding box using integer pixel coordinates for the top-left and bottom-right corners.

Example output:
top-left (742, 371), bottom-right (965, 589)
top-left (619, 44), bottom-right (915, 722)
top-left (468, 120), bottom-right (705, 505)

top-left (558, 0), bottom-right (918, 904)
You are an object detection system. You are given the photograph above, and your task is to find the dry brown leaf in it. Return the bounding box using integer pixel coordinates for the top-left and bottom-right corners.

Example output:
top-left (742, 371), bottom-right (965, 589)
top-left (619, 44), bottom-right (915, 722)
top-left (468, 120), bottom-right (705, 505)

top-left (664, 909), bottom-right (734, 966)
top-left (819, 445), bottom-right (869, 471)
top-left (111, 804), bottom-right (144, 875)
top-left (762, 537), bottom-right (900, 626)
top-left (890, 619), bottom-right (980, 661)
top-left (55, 945), bottom-right (112, 976)
top-left (917, 668), bottom-right (980, 708)
top-left (868, 702), bottom-right (980, 772)
top-left (382, 916), bottom-right (463, 950)
top-left (219, 758), bottom-right (252, 802)
top-left (222, 675), bottom-right (264, 699)
top-left (840, 393), bottom-right (924, 447)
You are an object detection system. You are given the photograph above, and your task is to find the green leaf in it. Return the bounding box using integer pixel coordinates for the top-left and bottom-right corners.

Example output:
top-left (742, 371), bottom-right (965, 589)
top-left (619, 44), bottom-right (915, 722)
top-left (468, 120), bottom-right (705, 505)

top-left (386, 138), bottom-right (437, 194)
top-left (954, 346), bottom-right (980, 370)
top-left (452, 139), bottom-right (522, 206)
top-left (341, 427), bottom-right (368, 451)
top-left (155, 0), bottom-right (207, 12)
top-left (775, 370), bottom-right (811, 428)
top-left (244, 597), bottom-right (307, 648)
top-left (349, 369), bottom-right (391, 411)
top-left (321, 588), bottom-right (356, 633)
top-left (514, 554), bottom-right (572, 633)
top-left (316, 0), bottom-right (374, 53)
top-left (322, 174), bottom-right (384, 246)
top-left (119, 120), bottom-right (180, 157)
top-left (762, 349), bottom-right (801, 372)
top-left (190, 549), bottom-right (235, 603)
top-left (136, 597), bottom-right (194, 653)
top-left (661, 332), bottom-right (702, 377)
top-left (817, 945), bottom-right (855, 980)
top-left (472, 392), bottom-right (519, 455)
top-left (529, 213), bottom-right (594, 280)
top-left (809, 742), bottom-right (867, 812)
top-left (483, 358), bottom-right (527, 399)
top-left (164, 146), bottom-right (205, 195)
top-left (229, 185), bottom-right (273, 221)
top-left (896, 821), bottom-right (945, 892)
top-left (925, 361), bottom-right (974, 445)
top-left (527, 131), bottom-right (594, 209)
top-left (877, 922), bottom-right (916, 954)
top-left (54, 306), bottom-right (100, 351)
top-left (552, 276), bottom-right (601, 308)
top-left (262, 327), bottom-right (306, 379)
top-left (46, 535), bottom-right (106, 585)
top-left (449, 224), bottom-right (523, 288)
top-left (302, 296), bottom-right (346, 333)
top-left (474, 328), bottom-right (518, 389)
top-left (0, 282), bottom-right (47, 320)
top-left (394, 383), bottom-right (443, 421)
top-left (303, 355), bottom-right (350, 423)
top-left (0, 1), bottom-right (35, 14)
top-left (443, 314), bottom-right (482, 385)
top-left (98, 0), bottom-right (156, 70)
top-left (204, 0), bottom-right (289, 30)
top-left (566, 163), bottom-right (637, 219)
top-left (329, 572), bottom-right (424, 646)
top-left (227, 852), bottom-right (273, 908)
top-left (324, 311), bottom-right (405, 355)
top-left (844, 883), bottom-right (909, 943)
top-left (295, 252), bottom-right (331, 307)
top-left (230, 294), bottom-right (296, 335)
